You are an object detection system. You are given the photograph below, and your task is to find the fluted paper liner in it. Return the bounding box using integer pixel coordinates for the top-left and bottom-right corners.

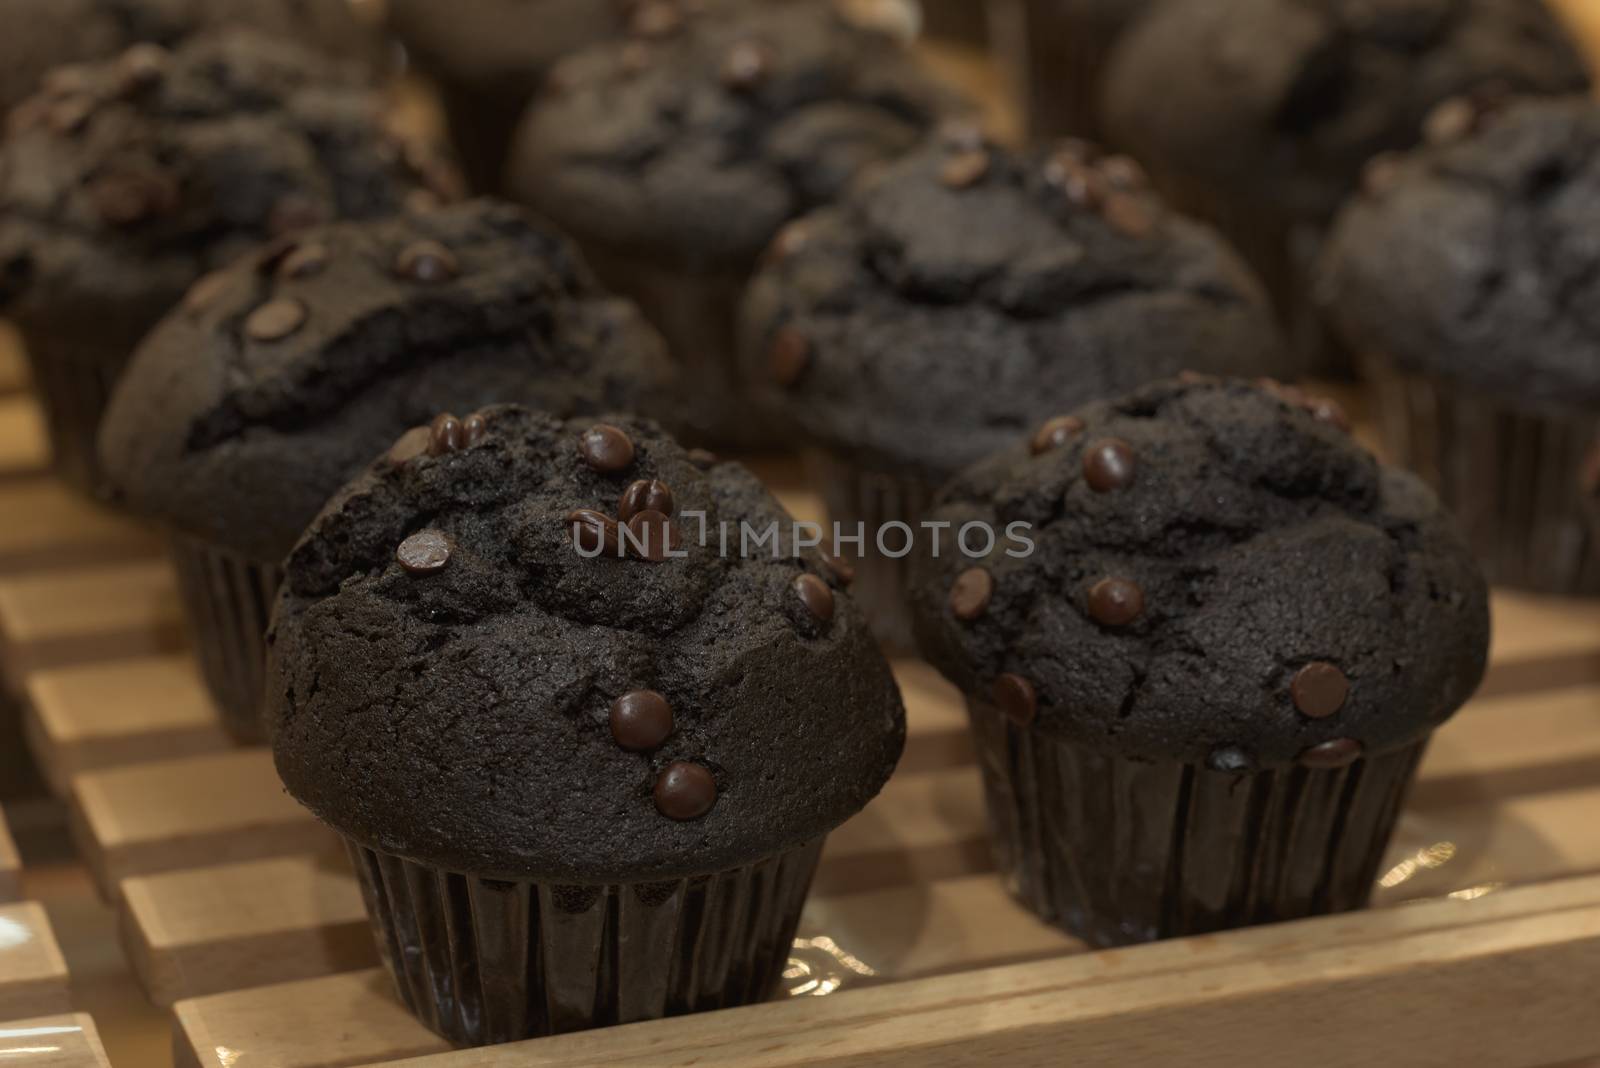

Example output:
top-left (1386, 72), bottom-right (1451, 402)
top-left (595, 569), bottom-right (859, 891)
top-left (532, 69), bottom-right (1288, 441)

top-left (986, 0), bottom-right (1123, 138)
top-left (168, 536), bottom-right (283, 744)
top-left (1363, 353), bottom-right (1600, 595)
top-left (346, 837), bottom-right (825, 1046)
top-left (967, 698), bottom-right (1427, 946)
top-left (20, 329), bottom-right (127, 496)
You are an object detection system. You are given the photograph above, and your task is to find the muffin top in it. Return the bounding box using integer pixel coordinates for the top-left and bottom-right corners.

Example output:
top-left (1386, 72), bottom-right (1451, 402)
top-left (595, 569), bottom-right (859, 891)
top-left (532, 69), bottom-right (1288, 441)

top-left (910, 378), bottom-right (1490, 770)
top-left (99, 200), bottom-right (678, 563)
top-left (268, 408), bottom-right (905, 881)
top-left (739, 135), bottom-right (1286, 481)
top-left (1318, 96), bottom-right (1600, 408)
top-left (0, 28), bottom-right (454, 327)
top-left (506, 0), bottom-right (963, 272)
top-left (1102, 0), bottom-right (1591, 225)
top-left (387, 0), bottom-right (627, 97)
top-left (0, 0), bottom-right (378, 115)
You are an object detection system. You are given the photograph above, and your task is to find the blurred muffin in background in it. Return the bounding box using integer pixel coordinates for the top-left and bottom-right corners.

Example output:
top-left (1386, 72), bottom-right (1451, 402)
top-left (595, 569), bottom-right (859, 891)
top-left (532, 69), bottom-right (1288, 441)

top-left (0, 27), bottom-right (458, 495)
top-left (741, 133), bottom-right (1287, 646)
top-left (1102, 0), bottom-right (1591, 375)
top-left (1318, 94), bottom-right (1600, 594)
top-left (99, 200), bottom-right (678, 742)
top-left (0, 0), bottom-right (381, 115)
top-left (385, 0), bottom-right (628, 193)
top-left (507, 0), bottom-right (967, 448)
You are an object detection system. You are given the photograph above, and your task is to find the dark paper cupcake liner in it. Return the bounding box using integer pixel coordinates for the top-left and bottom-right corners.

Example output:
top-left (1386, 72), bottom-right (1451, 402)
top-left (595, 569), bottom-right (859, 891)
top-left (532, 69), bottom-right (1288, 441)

top-left (168, 535), bottom-right (284, 744)
top-left (804, 449), bottom-right (937, 652)
top-left (433, 79), bottom-right (527, 195)
top-left (345, 837), bottom-right (825, 1046)
top-left (18, 328), bottom-right (129, 497)
top-left (966, 697), bottom-right (1427, 947)
top-left (987, 0), bottom-right (1120, 139)
top-left (573, 242), bottom-right (771, 450)
top-left (1363, 354), bottom-right (1600, 595)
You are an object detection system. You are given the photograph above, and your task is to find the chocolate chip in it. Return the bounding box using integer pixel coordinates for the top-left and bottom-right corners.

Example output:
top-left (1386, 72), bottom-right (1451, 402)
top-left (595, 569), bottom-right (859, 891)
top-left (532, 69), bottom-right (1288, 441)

top-left (769, 327), bottom-right (810, 387)
top-left (567, 509), bottom-right (622, 556)
top-left (88, 170), bottom-right (177, 225)
top-left (1042, 149), bottom-right (1104, 208)
top-left (624, 509), bottom-right (678, 562)
top-left (267, 195), bottom-right (326, 237)
top-left (610, 690), bottom-right (673, 751)
top-left (1307, 396), bottom-right (1351, 432)
top-left (1423, 96), bottom-right (1477, 145)
top-left (429, 413), bottom-right (463, 454)
top-left (1102, 192), bottom-right (1155, 238)
top-left (276, 242), bottom-right (329, 281)
top-left (762, 221), bottom-right (809, 266)
top-left (1098, 154), bottom-right (1146, 190)
top-left (1292, 662), bottom-right (1350, 719)
top-left (405, 189), bottom-right (442, 214)
top-left (1087, 577), bottom-right (1144, 627)
top-left (1299, 738), bottom-right (1363, 770)
top-left (991, 674), bottom-right (1036, 726)
top-left (117, 43), bottom-right (169, 95)
top-left (631, 0), bottom-right (684, 37)
top-left (1083, 438), bottom-right (1136, 492)
top-left (579, 424), bottom-right (635, 473)
top-left (687, 448), bottom-right (719, 469)
top-left (1030, 415), bottom-right (1084, 455)
top-left (182, 271), bottom-right (230, 316)
top-left (619, 41), bottom-right (653, 74)
top-left (654, 761), bottom-right (717, 820)
top-left (41, 65), bottom-right (92, 98)
top-left (722, 40), bottom-right (774, 90)
top-left (244, 298), bottom-right (306, 343)
top-left (462, 411), bottom-right (488, 446)
top-left (387, 426), bottom-right (433, 464)
top-left (619, 479), bottom-right (674, 522)
top-left (1207, 746), bottom-right (1255, 774)
top-left (47, 94), bottom-right (94, 135)
top-left (794, 573), bottom-right (835, 623)
top-left (395, 240), bottom-right (459, 283)
top-left (820, 551), bottom-right (855, 586)
top-left (396, 529), bottom-right (452, 574)
top-left (940, 149), bottom-right (990, 190)
top-left (939, 120), bottom-right (986, 152)
top-left (949, 567), bottom-right (993, 621)
top-left (1362, 152), bottom-right (1404, 198)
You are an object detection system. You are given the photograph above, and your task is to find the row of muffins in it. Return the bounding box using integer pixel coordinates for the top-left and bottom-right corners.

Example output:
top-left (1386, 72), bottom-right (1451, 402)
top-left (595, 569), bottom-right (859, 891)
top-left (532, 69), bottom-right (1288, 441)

top-left (0, 0), bottom-right (1567, 1050)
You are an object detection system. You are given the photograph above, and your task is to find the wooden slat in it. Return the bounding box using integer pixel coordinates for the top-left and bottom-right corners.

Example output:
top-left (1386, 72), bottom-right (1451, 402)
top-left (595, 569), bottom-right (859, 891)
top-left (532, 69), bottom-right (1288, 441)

top-left (174, 874), bottom-right (1600, 1068)
top-left (1480, 591), bottom-right (1600, 696)
top-left (0, 902), bottom-right (71, 1022)
top-left (0, 480), bottom-right (159, 575)
top-left (24, 656), bottom-right (229, 796)
top-left (0, 1014), bottom-right (112, 1068)
top-left (67, 749), bottom-right (335, 901)
top-left (0, 398), bottom-right (46, 482)
top-left (0, 807), bottom-right (18, 903)
top-left (0, 560), bottom-right (185, 692)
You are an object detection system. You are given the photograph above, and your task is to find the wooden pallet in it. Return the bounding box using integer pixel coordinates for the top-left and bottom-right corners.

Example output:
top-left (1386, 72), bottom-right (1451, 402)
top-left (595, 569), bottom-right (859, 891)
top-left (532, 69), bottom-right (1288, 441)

top-left (0, 900), bottom-right (71, 1023)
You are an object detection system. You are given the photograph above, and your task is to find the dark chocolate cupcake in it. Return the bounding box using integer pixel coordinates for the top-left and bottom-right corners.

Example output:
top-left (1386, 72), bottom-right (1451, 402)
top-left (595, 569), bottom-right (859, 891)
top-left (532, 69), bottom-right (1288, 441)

top-left (1318, 95), bottom-right (1600, 594)
top-left (505, 0), bottom-right (964, 447)
top-left (910, 377), bottom-right (1489, 946)
top-left (98, 200), bottom-right (677, 742)
top-left (385, 0), bottom-right (628, 193)
top-left (0, 28), bottom-right (458, 495)
top-left (741, 134), bottom-right (1286, 646)
top-left (1102, 0), bottom-right (1591, 374)
top-left (0, 0), bottom-right (380, 116)
top-left (987, 0), bottom-right (1159, 138)
top-left (267, 408), bottom-right (904, 1045)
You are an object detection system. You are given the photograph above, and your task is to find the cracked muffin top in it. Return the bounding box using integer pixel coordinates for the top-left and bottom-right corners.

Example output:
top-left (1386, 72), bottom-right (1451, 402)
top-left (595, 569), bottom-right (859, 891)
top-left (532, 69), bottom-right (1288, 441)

top-left (99, 200), bottom-right (678, 563)
top-left (268, 407), bottom-right (905, 880)
top-left (0, 28), bottom-right (454, 332)
top-left (1318, 95), bottom-right (1600, 409)
top-left (0, 0), bottom-right (378, 116)
top-left (909, 377), bottom-right (1490, 770)
top-left (739, 135), bottom-right (1288, 481)
top-left (1102, 0), bottom-right (1591, 226)
top-left (505, 0), bottom-right (965, 273)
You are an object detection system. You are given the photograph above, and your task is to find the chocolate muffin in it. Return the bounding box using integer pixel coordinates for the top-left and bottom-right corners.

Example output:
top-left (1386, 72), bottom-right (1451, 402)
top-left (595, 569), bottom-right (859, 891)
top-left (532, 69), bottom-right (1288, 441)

top-left (268, 407), bottom-right (904, 1044)
top-left (1101, 0), bottom-right (1591, 374)
top-left (1318, 95), bottom-right (1600, 594)
top-left (386, 0), bottom-right (628, 193)
top-left (99, 200), bottom-right (677, 742)
top-left (910, 377), bottom-right (1489, 945)
top-left (0, 28), bottom-right (458, 495)
top-left (741, 134), bottom-right (1286, 646)
top-left (988, 0), bottom-right (1160, 138)
top-left (0, 0), bottom-right (380, 116)
top-left (506, 0), bottom-right (965, 447)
